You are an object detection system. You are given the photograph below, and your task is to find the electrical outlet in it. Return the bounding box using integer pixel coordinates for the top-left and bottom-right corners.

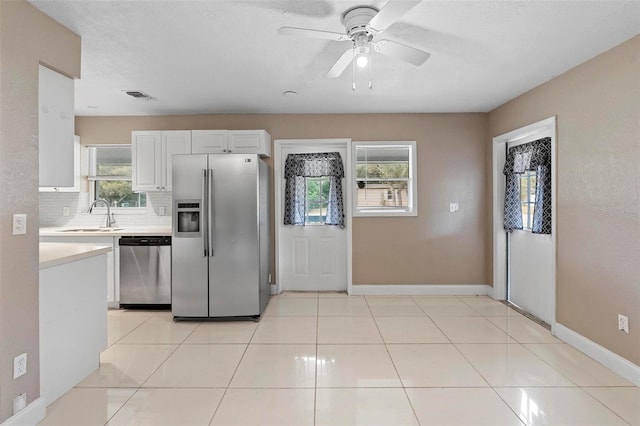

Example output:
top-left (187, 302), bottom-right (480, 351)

top-left (13, 393), bottom-right (26, 415)
top-left (449, 203), bottom-right (459, 212)
top-left (13, 353), bottom-right (27, 379)
top-left (12, 214), bottom-right (27, 235)
top-left (159, 206), bottom-right (166, 216)
top-left (618, 314), bottom-right (629, 333)
top-left (63, 206), bottom-right (70, 216)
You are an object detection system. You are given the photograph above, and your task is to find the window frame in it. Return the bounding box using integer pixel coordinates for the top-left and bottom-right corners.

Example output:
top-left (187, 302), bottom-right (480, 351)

top-left (87, 145), bottom-right (147, 214)
top-left (352, 141), bottom-right (418, 217)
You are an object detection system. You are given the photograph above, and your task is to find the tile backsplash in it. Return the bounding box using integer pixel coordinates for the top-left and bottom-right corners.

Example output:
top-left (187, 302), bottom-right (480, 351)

top-left (39, 191), bottom-right (172, 227)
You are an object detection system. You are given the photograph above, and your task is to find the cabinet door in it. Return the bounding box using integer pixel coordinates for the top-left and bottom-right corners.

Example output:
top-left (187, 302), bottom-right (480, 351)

top-left (132, 131), bottom-right (162, 191)
top-left (191, 130), bottom-right (228, 154)
top-left (40, 135), bottom-right (81, 192)
top-left (228, 130), bottom-right (271, 157)
top-left (39, 65), bottom-right (75, 186)
top-left (162, 130), bottom-right (192, 190)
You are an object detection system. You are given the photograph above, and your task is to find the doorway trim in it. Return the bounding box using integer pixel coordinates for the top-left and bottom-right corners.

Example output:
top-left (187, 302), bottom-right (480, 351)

top-left (274, 138), bottom-right (353, 294)
top-left (492, 116), bottom-right (557, 333)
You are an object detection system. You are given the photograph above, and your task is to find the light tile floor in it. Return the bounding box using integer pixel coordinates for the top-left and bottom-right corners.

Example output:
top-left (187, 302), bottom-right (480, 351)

top-left (39, 294), bottom-right (639, 426)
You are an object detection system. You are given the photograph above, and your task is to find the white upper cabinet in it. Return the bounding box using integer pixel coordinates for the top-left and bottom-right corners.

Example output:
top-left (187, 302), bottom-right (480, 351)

top-left (162, 131), bottom-right (192, 191)
top-left (191, 130), bottom-right (270, 157)
top-left (132, 130), bottom-right (191, 191)
top-left (191, 130), bottom-right (229, 154)
top-left (40, 135), bottom-right (81, 192)
top-left (39, 65), bottom-right (75, 187)
top-left (132, 131), bottom-right (161, 191)
top-left (228, 130), bottom-right (271, 157)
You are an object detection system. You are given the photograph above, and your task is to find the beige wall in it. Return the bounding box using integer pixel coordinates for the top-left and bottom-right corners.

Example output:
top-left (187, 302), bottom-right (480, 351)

top-left (76, 113), bottom-right (488, 286)
top-left (487, 36), bottom-right (640, 364)
top-left (0, 0), bottom-right (81, 421)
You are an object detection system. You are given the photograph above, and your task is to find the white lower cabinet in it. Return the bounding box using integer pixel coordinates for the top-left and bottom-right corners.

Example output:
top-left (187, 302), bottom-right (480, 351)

top-left (40, 236), bottom-right (119, 306)
top-left (40, 252), bottom-right (108, 405)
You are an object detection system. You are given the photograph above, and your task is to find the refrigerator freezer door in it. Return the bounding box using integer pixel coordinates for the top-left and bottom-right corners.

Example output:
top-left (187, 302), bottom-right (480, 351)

top-left (208, 154), bottom-right (260, 316)
top-left (172, 154), bottom-right (209, 317)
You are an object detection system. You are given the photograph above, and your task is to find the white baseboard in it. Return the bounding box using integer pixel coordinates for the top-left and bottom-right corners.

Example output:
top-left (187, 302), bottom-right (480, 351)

top-left (349, 284), bottom-right (492, 296)
top-left (555, 323), bottom-right (640, 386)
top-left (1, 397), bottom-right (46, 426)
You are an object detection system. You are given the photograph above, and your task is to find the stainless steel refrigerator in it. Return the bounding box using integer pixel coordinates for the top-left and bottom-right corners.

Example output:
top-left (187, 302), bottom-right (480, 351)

top-left (171, 153), bottom-right (270, 319)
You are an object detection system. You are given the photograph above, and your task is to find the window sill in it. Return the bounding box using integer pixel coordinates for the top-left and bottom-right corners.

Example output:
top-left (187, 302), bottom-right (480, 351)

top-left (354, 209), bottom-right (417, 217)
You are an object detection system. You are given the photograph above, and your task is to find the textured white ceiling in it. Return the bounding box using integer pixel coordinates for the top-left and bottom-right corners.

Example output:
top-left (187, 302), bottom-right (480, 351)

top-left (29, 0), bottom-right (639, 116)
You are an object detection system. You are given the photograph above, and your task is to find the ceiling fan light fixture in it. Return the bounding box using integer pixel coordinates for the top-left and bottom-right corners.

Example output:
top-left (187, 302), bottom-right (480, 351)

top-left (354, 34), bottom-right (371, 68)
top-left (352, 33), bottom-right (373, 89)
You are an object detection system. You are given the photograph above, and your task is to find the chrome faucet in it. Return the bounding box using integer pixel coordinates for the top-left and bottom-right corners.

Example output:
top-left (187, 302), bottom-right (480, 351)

top-left (88, 199), bottom-right (116, 228)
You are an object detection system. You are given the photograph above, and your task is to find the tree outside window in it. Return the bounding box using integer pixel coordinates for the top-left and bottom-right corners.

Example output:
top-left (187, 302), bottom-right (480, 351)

top-left (305, 177), bottom-right (330, 224)
top-left (89, 146), bottom-right (146, 208)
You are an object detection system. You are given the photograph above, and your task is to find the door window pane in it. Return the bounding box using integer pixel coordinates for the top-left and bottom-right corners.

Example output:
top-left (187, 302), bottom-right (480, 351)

top-left (305, 176), bottom-right (329, 224)
top-left (519, 170), bottom-right (536, 230)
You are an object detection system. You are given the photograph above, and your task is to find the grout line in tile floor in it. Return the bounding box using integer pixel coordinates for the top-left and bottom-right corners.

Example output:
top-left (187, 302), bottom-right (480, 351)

top-left (313, 294), bottom-right (319, 425)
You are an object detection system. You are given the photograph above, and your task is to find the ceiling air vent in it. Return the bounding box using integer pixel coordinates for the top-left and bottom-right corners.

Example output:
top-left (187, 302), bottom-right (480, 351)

top-left (124, 90), bottom-right (155, 101)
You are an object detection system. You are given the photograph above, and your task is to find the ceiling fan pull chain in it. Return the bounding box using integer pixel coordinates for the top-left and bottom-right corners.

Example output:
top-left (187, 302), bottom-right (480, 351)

top-left (368, 50), bottom-right (373, 90)
top-left (352, 43), bottom-right (357, 91)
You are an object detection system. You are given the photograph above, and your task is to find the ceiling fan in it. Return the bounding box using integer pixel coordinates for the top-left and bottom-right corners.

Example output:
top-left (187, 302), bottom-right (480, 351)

top-left (278, 0), bottom-right (430, 83)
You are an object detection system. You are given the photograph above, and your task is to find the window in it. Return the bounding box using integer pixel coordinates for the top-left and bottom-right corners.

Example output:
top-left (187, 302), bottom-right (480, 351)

top-left (304, 176), bottom-right (330, 224)
top-left (519, 170), bottom-right (536, 230)
top-left (283, 152), bottom-right (345, 227)
top-left (352, 141), bottom-right (417, 216)
top-left (88, 146), bottom-right (146, 208)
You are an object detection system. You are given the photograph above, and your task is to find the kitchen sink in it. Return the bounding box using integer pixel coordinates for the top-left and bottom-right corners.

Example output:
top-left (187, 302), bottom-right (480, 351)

top-left (58, 227), bottom-right (124, 232)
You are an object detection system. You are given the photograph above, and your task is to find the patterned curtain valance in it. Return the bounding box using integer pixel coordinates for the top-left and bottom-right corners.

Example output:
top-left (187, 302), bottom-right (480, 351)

top-left (503, 137), bottom-right (551, 175)
top-left (284, 152), bottom-right (344, 179)
top-left (503, 137), bottom-right (552, 235)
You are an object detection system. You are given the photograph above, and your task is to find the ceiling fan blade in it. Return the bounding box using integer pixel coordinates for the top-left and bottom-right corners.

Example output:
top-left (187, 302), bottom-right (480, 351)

top-left (375, 39), bottom-right (430, 66)
top-left (326, 49), bottom-right (354, 78)
top-left (278, 26), bottom-right (349, 42)
top-left (367, 0), bottom-right (421, 33)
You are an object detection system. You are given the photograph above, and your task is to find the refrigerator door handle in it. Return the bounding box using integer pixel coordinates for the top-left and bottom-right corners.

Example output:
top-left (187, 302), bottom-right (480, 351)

top-left (208, 168), bottom-right (214, 257)
top-left (202, 168), bottom-right (208, 257)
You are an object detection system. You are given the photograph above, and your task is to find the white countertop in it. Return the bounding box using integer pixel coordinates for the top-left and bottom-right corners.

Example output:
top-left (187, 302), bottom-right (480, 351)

top-left (40, 242), bottom-right (112, 270)
top-left (40, 226), bottom-right (172, 237)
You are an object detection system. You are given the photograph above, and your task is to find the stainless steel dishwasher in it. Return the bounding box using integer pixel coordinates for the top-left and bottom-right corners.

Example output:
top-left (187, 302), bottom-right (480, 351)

top-left (119, 236), bottom-right (171, 309)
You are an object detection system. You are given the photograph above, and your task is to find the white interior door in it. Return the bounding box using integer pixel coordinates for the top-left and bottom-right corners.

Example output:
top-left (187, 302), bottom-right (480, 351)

top-left (507, 131), bottom-right (554, 324)
top-left (276, 141), bottom-right (350, 292)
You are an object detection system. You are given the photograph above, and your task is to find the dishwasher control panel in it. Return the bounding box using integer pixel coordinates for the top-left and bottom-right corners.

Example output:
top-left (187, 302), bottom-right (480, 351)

top-left (119, 236), bottom-right (171, 246)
